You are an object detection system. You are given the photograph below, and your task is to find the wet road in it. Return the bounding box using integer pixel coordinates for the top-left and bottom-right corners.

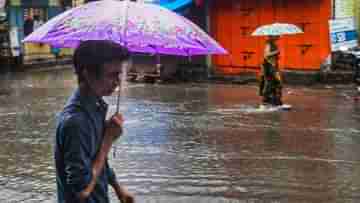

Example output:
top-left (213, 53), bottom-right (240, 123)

top-left (1, 68), bottom-right (360, 202)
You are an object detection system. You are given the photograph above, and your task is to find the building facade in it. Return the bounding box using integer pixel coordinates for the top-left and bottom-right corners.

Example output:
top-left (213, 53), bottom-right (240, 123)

top-left (7, 0), bottom-right (72, 63)
top-left (208, 0), bottom-right (333, 75)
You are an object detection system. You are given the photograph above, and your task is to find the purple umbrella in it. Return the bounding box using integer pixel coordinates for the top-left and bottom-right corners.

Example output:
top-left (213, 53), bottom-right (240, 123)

top-left (23, 0), bottom-right (227, 56)
top-left (23, 0), bottom-right (228, 114)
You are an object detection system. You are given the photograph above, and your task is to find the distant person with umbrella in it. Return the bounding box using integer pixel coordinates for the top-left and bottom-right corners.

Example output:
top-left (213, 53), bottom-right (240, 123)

top-left (253, 23), bottom-right (303, 108)
top-left (259, 35), bottom-right (283, 106)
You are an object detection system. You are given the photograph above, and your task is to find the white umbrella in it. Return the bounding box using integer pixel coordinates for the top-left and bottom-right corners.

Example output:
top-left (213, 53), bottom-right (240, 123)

top-left (252, 23), bottom-right (303, 36)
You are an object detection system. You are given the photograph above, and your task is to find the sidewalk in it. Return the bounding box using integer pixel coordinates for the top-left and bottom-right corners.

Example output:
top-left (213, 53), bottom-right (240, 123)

top-left (209, 69), bottom-right (355, 85)
top-left (22, 56), bottom-right (72, 70)
top-left (16, 60), bottom-right (357, 86)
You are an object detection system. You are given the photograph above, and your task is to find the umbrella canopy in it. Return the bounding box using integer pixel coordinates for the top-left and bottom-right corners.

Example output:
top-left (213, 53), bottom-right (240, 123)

top-left (23, 0), bottom-right (227, 56)
top-left (252, 23), bottom-right (303, 36)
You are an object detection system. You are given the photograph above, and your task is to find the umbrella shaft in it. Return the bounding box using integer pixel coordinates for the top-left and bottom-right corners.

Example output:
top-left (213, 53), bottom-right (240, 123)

top-left (116, 89), bottom-right (120, 113)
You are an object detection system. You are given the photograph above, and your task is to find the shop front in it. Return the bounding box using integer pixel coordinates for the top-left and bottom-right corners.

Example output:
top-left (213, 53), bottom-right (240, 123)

top-left (210, 0), bottom-right (332, 75)
top-left (8, 0), bottom-right (65, 63)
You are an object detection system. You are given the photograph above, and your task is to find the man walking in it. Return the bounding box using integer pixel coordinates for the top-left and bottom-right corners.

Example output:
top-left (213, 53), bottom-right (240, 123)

top-left (55, 40), bottom-right (134, 203)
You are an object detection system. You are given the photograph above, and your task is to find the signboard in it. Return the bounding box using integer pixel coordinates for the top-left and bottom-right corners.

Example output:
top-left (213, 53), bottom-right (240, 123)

top-left (335, 0), bottom-right (354, 18)
top-left (9, 27), bottom-right (20, 57)
top-left (329, 17), bottom-right (358, 51)
top-left (49, 0), bottom-right (60, 6)
top-left (0, 0), bottom-right (6, 20)
top-left (0, 0), bottom-right (5, 9)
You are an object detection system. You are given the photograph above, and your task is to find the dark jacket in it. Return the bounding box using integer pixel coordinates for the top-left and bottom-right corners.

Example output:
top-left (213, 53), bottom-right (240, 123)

top-left (55, 88), bottom-right (116, 203)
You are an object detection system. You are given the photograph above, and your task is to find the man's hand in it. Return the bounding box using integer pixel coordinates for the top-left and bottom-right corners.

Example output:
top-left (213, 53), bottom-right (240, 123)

top-left (113, 184), bottom-right (135, 203)
top-left (104, 113), bottom-right (123, 142)
top-left (119, 190), bottom-right (135, 203)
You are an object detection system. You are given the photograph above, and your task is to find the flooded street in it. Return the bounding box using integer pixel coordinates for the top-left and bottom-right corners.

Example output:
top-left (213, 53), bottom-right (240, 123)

top-left (1, 68), bottom-right (360, 202)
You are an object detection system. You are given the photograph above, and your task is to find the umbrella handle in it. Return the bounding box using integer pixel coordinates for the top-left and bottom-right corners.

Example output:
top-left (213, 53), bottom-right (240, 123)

top-left (116, 0), bottom-right (130, 114)
top-left (116, 89), bottom-right (121, 113)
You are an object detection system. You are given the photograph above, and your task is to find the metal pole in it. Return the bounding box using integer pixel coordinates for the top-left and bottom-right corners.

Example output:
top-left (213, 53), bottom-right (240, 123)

top-left (116, 0), bottom-right (130, 113)
top-left (114, 0), bottom-right (131, 159)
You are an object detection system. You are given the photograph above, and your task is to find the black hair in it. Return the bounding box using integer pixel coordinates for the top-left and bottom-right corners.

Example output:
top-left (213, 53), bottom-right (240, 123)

top-left (73, 40), bottom-right (130, 83)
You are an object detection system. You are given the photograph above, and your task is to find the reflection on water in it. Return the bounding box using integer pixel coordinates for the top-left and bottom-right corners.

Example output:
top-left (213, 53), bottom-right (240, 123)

top-left (1, 69), bottom-right (360, 202)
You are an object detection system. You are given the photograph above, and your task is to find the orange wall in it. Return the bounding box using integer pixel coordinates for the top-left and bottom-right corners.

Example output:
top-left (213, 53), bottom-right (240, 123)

top-left (210, 0), bottom-right (332, 75)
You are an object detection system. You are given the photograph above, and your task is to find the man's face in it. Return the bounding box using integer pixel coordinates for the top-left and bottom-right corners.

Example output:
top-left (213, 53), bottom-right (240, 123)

top-left (88, 60), bottom-right (127, 97)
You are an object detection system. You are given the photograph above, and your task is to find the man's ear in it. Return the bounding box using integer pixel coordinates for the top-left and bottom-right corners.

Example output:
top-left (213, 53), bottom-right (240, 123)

top-left (82, 68), bottom-right (93, 84)
top-left (82, 68), bottom-right (88, 79)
